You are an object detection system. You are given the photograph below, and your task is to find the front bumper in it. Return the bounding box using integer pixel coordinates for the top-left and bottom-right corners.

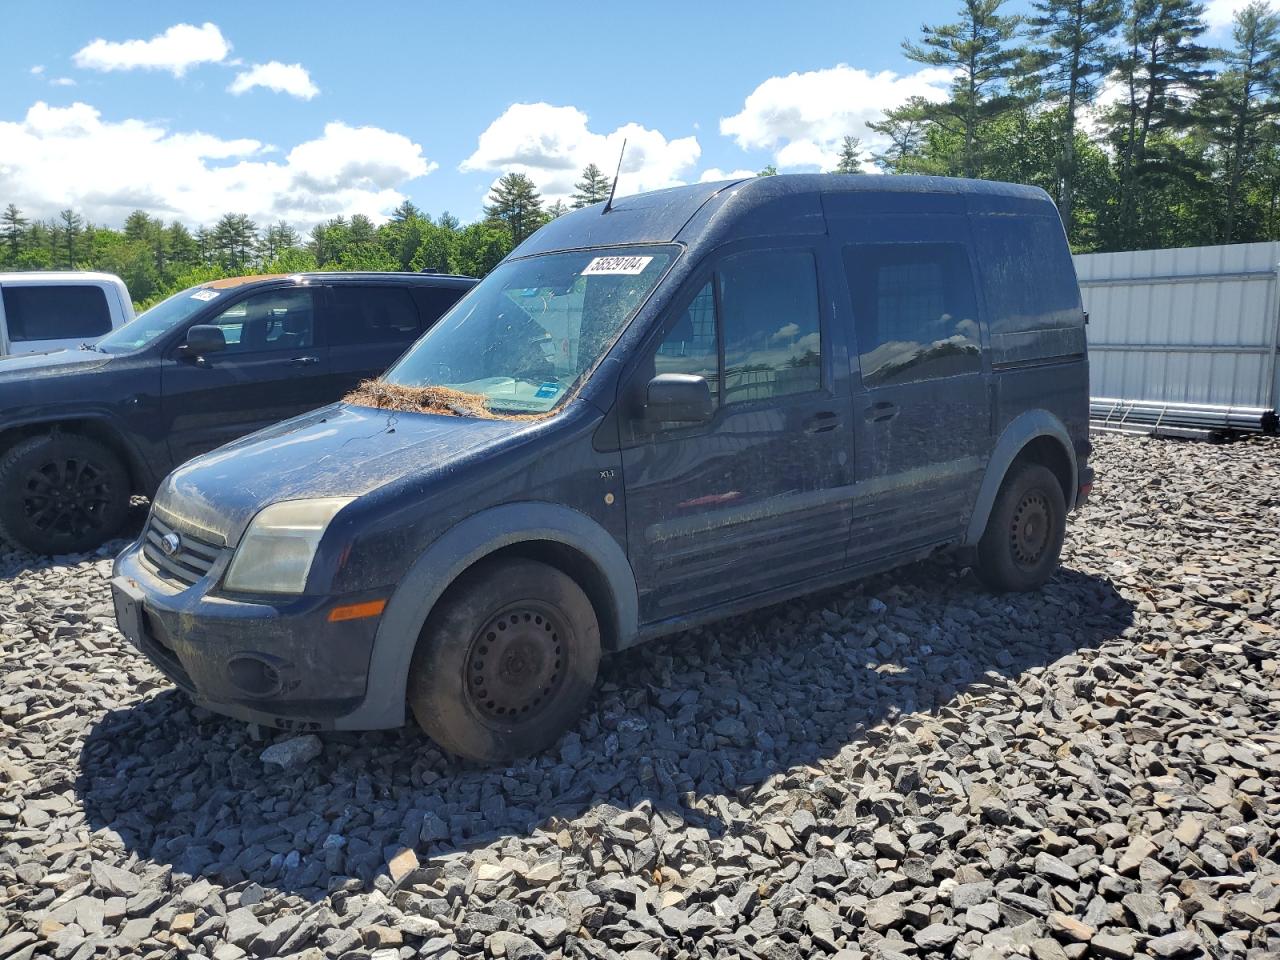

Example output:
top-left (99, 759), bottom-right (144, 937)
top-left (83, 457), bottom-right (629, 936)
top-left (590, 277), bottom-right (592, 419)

top-left (112, 543), bottom-right (386, 730)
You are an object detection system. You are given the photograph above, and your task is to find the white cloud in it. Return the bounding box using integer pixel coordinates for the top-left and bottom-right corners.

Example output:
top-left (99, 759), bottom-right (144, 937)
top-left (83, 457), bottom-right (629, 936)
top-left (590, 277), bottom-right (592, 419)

top-left (228, 61), bottom-right (318, 100)
top-left (29, 65), bottom-right (44, 76)
top-left (698, 167), bottom-right (756, 182)
top-left (50, 77), bottom-right (76, 88)
top-left (460, 102), bottom-right (700, 204)
top-left (72, 22), bottom-right (230, 77)
top-left (720, 63), bottom-right (953, 171)
top-left (0, 101), bottom-right (436, 230)
top-left (1204, 0), bottom-right (1251, 30)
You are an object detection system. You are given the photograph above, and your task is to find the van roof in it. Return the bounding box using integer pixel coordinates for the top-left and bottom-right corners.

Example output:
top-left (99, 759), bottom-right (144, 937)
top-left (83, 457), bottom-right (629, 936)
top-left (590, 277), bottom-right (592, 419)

top-left (514, 174), bottom-right (1056, 259)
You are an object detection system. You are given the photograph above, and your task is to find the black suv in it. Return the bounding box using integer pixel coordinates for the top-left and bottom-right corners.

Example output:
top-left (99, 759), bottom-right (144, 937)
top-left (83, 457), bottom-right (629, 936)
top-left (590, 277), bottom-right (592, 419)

top-left (0, 272), bottom-right (475, 555)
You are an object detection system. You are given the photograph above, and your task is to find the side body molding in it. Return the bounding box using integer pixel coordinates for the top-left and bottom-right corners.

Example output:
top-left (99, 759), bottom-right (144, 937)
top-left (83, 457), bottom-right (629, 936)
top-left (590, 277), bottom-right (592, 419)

top-left (337, 502), bottom-right (639, 730)
top-left (963, 409), bottom-right (1079, 547)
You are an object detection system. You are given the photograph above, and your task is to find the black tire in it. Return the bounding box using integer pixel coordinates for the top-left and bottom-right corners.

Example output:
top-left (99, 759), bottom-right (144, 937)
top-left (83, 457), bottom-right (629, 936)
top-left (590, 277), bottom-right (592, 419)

top-left (0, 434), bottom-right (131, 555)
top-left (408, 557), bottom-right (601, 762)
top-left (975, 462), bottom-right (1066, 592)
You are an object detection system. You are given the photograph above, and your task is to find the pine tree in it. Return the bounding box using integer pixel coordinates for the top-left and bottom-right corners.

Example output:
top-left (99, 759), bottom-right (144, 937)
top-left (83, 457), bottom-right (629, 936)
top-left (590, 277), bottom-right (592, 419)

top-left (834, 136), bottom-right (865, 173)
top-left (547, 199), bottom-right (569, 218)
top-left (1107, 0), bottom-right (1213, 247)
top-left (1028, 0), bottom-right (1124, 232)
top-left (437, 211), bottom-right (460, 231)
top-left (484, 173), bottom-right (546, 244)
top-left (259, 221), bottom-right (301, 264)
top-left (1204, 1), bottom-right (1280, 241)
top-left (212, 213), bottom-right (259, 272)
top-left (194, 226), bottom-right (215, 266)
top-left (571, 163), bottom-right (611, 208)
top-left (1, 204), bottom-right (27, 262)
top-left (391, 200), bottom-right (423, 222)
top-left (166, 222), bottom-right (199, 268)
top-left (903, 0), bottom-right (1027, 177)
top-left (758, 165), bottom-right (779, 177)
top-left (58, 209), bottom-right (84, 268)
top-left (867, 106), bottom-right (930, 171)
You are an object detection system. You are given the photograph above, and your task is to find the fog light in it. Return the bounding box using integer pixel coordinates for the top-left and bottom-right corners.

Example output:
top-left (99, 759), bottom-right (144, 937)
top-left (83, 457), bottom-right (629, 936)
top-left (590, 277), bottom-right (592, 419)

top-left (227, 655), bottom-right (283, 697)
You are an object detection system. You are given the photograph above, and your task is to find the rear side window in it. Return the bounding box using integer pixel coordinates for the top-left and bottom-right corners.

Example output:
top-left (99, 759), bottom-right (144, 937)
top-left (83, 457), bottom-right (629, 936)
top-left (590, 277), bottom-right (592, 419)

top-left (329, 286), bottom-right (421, 346)
top-left (410, 285), bottom-right (468, 332)
top-left (718, 249), bottom-right (822, 403)
top-left (844, 243), bottom-right (982, 386)
top-left (970, 215), bottom-right (1080, 334)
top-left (2, 285), bottom-right (112, 342)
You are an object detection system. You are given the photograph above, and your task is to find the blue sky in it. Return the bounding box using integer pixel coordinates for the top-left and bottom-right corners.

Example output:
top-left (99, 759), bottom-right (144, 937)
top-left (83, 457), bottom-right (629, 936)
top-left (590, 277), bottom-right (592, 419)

top-left (0, 1), bottom-right (1245, 232)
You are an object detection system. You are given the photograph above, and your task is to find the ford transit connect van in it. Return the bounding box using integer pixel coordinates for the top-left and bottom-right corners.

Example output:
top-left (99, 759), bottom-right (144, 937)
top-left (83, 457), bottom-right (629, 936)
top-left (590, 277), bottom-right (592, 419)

top-left (113, 175), bottom-right (1092, 762)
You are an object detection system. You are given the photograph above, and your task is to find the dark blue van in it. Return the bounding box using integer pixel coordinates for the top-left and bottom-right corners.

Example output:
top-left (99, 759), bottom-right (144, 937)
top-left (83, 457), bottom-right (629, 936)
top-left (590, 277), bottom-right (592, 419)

top-left (112, 175), bottom-right (1092, 762)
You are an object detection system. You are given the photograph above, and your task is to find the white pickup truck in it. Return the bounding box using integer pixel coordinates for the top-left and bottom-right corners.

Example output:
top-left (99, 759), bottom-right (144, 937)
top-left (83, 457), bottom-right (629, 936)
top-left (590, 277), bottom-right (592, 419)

top-left (0, 272), bottom-right (135, 356)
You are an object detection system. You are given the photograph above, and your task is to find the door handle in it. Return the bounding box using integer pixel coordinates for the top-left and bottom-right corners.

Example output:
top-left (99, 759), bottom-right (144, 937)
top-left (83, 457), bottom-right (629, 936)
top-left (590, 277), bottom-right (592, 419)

top-left (865, 401), bottom-right (899, 423)
top-left (803, 411), bottom-right (839, 434)
top-left (290, 356), bottom-right (320, 366)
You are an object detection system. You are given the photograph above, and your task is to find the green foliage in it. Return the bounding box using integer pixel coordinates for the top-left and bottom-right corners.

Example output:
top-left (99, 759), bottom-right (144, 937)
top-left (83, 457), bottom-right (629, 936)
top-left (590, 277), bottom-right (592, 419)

top-left (877, 0), bottom-right (1280, 252)
top-left (903, 0), bottom-right (1028, 177)
top-left (571, 164), bottom-right (611, 207)
top-left (833, 136), bottom-right (865, 173)
top-left (484, 172), bottom-right (546, 245)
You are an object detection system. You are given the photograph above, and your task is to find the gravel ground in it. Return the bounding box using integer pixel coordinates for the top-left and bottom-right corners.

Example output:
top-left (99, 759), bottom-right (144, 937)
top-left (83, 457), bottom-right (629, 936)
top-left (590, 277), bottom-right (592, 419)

top-left (1, 433), bottom-right (1278, 960)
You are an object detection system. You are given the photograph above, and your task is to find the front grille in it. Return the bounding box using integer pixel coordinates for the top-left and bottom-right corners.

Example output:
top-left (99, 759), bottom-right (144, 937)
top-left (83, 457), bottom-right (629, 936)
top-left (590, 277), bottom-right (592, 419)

top-left (140, 510), bottom-right (228, 587)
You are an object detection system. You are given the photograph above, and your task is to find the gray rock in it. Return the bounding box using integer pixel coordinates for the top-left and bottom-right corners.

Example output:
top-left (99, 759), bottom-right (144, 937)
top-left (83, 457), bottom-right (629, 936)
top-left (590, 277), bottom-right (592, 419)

top-left (914, 924), bottom-right (962, 950)
top-left (259, 735), bottom-right (323, 769)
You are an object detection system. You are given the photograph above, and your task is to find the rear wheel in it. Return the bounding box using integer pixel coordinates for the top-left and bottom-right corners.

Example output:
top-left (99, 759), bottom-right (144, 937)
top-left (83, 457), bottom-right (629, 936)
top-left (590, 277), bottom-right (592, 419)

top-left (975, 462), bottom-right (1066, 592)
top-left (408, 557), bottom-right (601, 762)
top-left (0, 434), bottom-right (130, 555)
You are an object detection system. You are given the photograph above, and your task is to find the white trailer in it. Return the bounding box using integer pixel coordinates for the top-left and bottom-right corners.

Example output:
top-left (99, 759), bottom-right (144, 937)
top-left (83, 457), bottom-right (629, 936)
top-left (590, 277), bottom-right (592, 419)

top-left (1073, 241), bottom-right (1280, 438)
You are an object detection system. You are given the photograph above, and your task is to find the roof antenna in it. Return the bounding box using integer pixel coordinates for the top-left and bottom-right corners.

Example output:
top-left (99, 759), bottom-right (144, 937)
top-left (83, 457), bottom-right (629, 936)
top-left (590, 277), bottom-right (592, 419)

top-left (602, 138), bottom-right (627, 214)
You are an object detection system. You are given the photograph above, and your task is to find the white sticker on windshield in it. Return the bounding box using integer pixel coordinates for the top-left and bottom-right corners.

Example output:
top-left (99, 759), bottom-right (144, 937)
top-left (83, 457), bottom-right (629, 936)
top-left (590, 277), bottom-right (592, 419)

top-left (190, 289), bottom-right (220, 302)
top-left (582, 255), bottom-right (654, 276)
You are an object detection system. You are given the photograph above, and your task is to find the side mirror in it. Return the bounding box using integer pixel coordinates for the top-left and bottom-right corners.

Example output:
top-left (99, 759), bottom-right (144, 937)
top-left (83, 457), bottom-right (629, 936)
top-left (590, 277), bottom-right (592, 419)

top-left (645, 373), bottom-right (713, 425)
top-left (180, 324), bottom-right (226, 358)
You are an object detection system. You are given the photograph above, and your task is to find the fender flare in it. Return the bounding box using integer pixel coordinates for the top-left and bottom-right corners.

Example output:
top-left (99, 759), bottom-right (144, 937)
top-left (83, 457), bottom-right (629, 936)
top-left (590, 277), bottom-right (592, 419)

top-left (336, 501), bottom-right (639, 730)
top-left (964, 410), bottom-right (1078, 547)
top-left (0, 412), bottom-right (157, 492)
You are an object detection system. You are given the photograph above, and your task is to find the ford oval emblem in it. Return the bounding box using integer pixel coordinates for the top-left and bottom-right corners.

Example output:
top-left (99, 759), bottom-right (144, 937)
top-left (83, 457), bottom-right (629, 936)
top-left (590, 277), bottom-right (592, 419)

top-left (160, 532), bottom-right (181, 556)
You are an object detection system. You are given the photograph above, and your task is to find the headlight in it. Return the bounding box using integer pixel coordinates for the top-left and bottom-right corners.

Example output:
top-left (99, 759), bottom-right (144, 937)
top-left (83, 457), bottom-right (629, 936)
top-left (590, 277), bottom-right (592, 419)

top-left (223, 497), bottom-right (354, 595)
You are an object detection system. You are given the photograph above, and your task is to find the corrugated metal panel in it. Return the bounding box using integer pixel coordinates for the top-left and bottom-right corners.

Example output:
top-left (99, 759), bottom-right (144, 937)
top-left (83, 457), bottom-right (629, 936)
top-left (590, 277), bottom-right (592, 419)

top-left (1073, 241), bottom-right (1280, 411)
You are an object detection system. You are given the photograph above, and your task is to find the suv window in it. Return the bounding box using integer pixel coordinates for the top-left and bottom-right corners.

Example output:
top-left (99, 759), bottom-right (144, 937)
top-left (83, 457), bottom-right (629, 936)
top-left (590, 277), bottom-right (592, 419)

top-left (208, 289), bottom-right (316, 353)
top-left (844, 243), bottom-right (982, 386)
top-left (410, 286), bottom-right (468, 331)
top-left (654, 281), bottom-right (719, 403)
top-left (718, 249), bottom-right (822, 403)
top-left (329, 286), bottom-right (420, 346)
top-left (2, 285), bottom-right (112, 341)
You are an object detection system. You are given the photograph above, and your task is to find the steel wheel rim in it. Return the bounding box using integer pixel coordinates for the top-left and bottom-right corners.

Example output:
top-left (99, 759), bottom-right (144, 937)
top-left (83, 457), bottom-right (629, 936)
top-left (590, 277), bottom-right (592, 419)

top-left (1010, 490), bottom-right (1051, 568)
top-left (465, 601), bottom-right (569, 724)
top-left (21, 456), bottom-right (114, 539)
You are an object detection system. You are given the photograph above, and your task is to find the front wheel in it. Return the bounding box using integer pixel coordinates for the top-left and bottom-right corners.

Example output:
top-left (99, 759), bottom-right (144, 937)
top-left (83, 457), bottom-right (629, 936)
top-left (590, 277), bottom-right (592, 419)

top-left (975, 462), bottom-right (1066, 592)
top-left (0, 434), bottom-right (131, 555)
top-left (408, 557), bottom-right (601, 762)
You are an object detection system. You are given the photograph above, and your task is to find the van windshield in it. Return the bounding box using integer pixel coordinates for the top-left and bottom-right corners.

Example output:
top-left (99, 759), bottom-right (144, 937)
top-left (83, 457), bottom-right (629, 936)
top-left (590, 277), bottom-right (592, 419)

top-left (381, 246), bottom-right (676, 414)
top-left (95, 285), bottom-right (220, 354)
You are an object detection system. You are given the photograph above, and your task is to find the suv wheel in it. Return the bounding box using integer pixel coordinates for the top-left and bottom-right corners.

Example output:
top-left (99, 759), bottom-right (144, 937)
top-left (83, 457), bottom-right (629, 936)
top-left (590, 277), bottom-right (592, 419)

top-left (0, 434), bottom-right (131, 555)
top-left (975, 462), bottom-right (1066, 592)
top-left (408, 557), bottom-right (601, 762)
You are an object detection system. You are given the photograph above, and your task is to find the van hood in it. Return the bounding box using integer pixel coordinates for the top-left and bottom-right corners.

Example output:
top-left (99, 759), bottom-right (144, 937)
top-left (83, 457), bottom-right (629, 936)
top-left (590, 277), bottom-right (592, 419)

top-left (155, 402), bottom-right (534, 541)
